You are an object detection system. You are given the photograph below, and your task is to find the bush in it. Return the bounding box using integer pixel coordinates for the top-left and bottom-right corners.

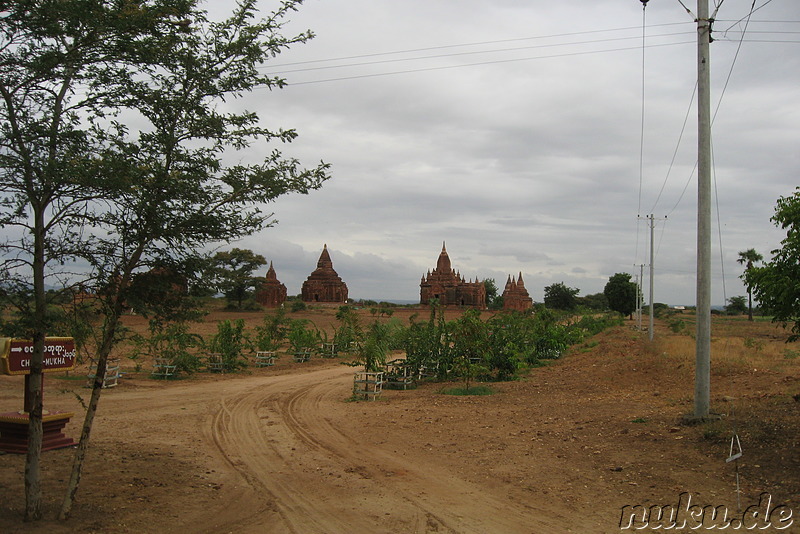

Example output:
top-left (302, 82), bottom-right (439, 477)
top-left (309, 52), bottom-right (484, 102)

top-left (130, 321), bottom-right (203, 376)
top-left (286, 319), bottom-right (319, 353)
top-left (206, 319), bottom-right (250, 371)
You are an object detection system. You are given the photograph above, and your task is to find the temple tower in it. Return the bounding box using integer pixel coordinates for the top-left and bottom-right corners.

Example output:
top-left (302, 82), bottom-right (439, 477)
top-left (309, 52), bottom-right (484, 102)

top-left (301, 244), bottom-right (348, 303)
top-left (255, 261), bottom-right (287, 308)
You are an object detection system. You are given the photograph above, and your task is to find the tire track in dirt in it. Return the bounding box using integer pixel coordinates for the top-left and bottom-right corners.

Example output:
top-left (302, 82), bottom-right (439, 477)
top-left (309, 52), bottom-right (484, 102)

top-left (276, 370), bottom-right (570, 533)
top-left (190, 365), bottom-right (573, 533)
top-left (202, 369), bottom-right (361, 533)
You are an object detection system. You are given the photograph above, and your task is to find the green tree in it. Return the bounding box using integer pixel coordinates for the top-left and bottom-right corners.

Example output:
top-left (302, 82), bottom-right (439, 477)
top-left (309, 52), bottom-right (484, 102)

top-left (737, 248), bottom-right (763, 321)
top-left (746, 188), bottom-right (800, 341)
top-left (725, 295), bottom-right (748, 315)
top-left (604, 273), bottom-right (637, 318)
top-left (212, 248), bottom-right (267, 309)
top-left (0, 0), bottom-right (329, 520)
top-left (0, 0), bottom-right (202, 519)
top-left (483, 278), bottom-right (502, 310)
top-left (543, 282), bottom-right (580, 310)
top-left (581, 292), bottom-right (609, 311)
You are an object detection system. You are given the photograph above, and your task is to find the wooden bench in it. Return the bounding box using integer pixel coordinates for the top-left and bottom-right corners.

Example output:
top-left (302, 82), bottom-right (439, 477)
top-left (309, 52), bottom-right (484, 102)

top-left (152, 358), bottom-right (177, 379)
top-left (254, 351), bottom-right (276, 367)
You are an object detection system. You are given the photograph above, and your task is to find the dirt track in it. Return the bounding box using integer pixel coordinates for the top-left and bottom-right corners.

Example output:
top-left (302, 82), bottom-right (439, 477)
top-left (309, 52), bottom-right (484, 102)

top-left (1, 312), bottom-right (799, 533)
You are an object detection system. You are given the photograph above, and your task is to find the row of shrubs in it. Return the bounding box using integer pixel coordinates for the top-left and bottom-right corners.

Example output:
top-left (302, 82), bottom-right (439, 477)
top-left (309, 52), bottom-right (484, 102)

top-left (129, 303), bottom-right (622, 381)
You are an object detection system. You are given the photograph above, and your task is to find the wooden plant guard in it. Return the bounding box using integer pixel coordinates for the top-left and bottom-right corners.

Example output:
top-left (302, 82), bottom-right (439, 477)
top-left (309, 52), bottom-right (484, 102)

top-left (207, 353), bottom-right (225, 372)
top-left (87, 358), bottom-right (120, 388)
top-left (151, 358), bottom-right (178, 379)
top-left (293, 348), bottom-right (312, 363)
top-left (384, 359), bottom-right (415, 390)
top-left (321, 342), bottom-right (337, 358)
top-left (353, 371), bottom-right (383, 401)
top-left (255, 351), bottom-right (276, 367)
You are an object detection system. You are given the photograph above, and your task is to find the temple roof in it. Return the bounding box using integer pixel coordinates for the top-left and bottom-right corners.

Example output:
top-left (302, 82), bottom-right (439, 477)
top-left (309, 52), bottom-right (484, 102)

top-left (436, 241), bottom-right (451, 273)
top-left (317, 244), bottom-right (333, 270)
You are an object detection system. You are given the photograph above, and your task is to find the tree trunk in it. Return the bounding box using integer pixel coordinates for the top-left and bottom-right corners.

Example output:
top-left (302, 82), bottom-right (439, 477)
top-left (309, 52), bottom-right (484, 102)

top-left (25, 208), bottom-right (47, 521)
top-left (58, 354), bottom-right (108, 519)
top-left (60, 254), bottom-right (139, 520)
top-left (747, 290), bottom-right (754, 321)
top-left (24, 360), bottom-right (44, 521)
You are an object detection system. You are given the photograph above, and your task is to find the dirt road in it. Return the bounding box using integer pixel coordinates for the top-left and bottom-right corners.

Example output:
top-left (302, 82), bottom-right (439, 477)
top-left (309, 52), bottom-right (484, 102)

top-left (1, 314), bottom-right (798, 533)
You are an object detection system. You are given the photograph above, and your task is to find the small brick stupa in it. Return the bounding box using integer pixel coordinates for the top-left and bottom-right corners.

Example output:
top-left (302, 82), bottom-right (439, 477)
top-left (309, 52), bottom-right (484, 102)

top-left (420, 242), bottom-right (486, 308)
top-left (255, 262), bottom-right (287, 308)
top-left (502, 272), bottom-right (533, 312)
top-left (301, 244), bottom-right (348, 303)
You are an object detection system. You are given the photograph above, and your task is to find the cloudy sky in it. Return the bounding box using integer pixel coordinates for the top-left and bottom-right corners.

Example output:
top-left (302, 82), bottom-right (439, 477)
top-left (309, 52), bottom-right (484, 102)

top-left (216, 0), bottom-right (798, 305)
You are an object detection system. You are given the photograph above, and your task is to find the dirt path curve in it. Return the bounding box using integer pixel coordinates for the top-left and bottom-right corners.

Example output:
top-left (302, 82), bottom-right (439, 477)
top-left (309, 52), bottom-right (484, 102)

top-left (174, 364), bottom-right (570, 534)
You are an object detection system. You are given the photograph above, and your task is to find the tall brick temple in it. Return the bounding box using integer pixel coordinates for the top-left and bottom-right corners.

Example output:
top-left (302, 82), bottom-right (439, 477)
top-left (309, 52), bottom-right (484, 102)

top-left (420, 243), bottom-right (486, 308)
top-left (255, 262), bottom-right (287, 308)
top-left (502, 272), bottom-right (533, 312)
top-left (301, 244), bottom-right (348, 303)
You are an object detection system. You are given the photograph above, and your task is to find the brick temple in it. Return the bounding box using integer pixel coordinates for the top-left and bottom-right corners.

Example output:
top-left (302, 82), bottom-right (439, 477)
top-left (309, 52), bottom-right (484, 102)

top-left (301, 244), bottom-right (348, 303)
top-left (255, 262), bottom-right (287, 307)
top-left (420, 243), bottom-right (486, 308)
top-left (502, 273), bottom-right (533, 312)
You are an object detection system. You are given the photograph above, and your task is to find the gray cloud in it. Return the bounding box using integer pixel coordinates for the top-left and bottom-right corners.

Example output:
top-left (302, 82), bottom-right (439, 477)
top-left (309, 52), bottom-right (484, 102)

top-left (215, 0), bottom-right (799, 306)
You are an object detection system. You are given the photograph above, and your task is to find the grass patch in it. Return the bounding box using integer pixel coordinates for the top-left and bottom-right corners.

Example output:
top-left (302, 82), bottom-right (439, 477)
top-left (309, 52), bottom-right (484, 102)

top-left (440, 385), bottom-right (494, 396)
top-left (630, 417), bottom-right (648, 424)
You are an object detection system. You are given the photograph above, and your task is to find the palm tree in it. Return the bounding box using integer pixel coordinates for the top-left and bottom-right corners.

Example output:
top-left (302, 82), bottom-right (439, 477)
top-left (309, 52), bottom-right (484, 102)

top-left (737, 248), bottom-right (763, 321)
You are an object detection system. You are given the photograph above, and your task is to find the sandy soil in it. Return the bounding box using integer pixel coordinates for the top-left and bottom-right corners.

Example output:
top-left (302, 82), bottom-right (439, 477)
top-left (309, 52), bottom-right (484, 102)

top-left (1, 307), bottom-right (798, 533)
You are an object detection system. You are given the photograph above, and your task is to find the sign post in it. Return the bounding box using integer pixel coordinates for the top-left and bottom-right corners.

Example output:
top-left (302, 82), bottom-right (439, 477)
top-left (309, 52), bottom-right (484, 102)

top-left (0, 337), bottom-right (77, 453)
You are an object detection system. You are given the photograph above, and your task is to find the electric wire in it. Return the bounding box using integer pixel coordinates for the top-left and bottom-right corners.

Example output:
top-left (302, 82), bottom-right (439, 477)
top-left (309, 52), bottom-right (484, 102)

top-left (266, 32), bottom-right (695, 77)
top-left (714, 0), bottom-right (758, 309)
top-left (267, 22), bottom-right (692, 69)
top-left (652, 83), bottom-right (697, 216)
top-left (279, 41), bottom-right (693, 86)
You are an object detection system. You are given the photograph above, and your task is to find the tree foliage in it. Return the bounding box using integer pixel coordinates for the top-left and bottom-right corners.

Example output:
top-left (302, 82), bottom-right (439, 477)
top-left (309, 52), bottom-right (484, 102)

top-left (746, 188), bottom-right (800, 341)
top-left (737, 248), bottom-right (763, 321)
top-left (212, 248), bottom-right (267, 309)
top-left (543, 282), bottom-right (580, 310)
top-left (0, 0), bottom-right (329, 520)
top-left (482, 278), bottom-right (503, 310)
top-left (725, 296), bottom-right (748, 315)
top-left (604, 273), bottom-right (637, 318)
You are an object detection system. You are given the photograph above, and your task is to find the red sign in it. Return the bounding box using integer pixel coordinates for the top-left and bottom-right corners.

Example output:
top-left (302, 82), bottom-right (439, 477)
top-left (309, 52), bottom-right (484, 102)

top-left (0, 337), bottom-right (77, 375)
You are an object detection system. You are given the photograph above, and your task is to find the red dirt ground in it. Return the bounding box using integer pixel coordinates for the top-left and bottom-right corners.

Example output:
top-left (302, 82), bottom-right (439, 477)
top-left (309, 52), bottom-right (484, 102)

top-left (1, 307), bottom-right (798, 533)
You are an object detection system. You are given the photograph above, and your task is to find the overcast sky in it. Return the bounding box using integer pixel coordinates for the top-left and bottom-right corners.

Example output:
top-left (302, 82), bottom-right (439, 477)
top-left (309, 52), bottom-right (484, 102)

top-left (214, 0), bottom-right (799, 305)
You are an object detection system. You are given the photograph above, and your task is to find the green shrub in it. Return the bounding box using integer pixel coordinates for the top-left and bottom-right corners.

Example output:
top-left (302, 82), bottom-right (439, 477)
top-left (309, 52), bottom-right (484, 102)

top-left (130, 321), bottom-right (203, 376)
top-left (207, 319), bottom-right (250, 371)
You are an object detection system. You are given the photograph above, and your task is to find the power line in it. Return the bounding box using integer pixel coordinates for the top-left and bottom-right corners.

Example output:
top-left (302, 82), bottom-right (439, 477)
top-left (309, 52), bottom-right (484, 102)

top-left (273, 41), bottom-right (693, 87)
top-left (265, 31), bottom-right (696, 76)
top-left (267, 22), bottom-right (692, 69)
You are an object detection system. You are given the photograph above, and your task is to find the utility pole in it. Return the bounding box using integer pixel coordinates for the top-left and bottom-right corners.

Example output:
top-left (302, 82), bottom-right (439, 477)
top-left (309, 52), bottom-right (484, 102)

top-left (648, 214), bottom-right (655, 341)
top-left (694, 0), bottom-right (712, 419)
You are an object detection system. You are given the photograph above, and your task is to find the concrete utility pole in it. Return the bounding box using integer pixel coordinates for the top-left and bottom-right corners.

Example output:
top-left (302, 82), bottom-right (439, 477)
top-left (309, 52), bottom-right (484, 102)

top-left (648, 214), bottom-right (655, 341)
top-left (694, 0), bottom-right (712, 419)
